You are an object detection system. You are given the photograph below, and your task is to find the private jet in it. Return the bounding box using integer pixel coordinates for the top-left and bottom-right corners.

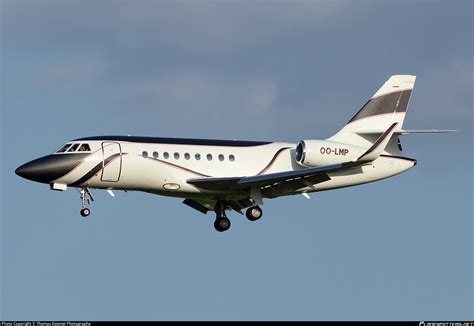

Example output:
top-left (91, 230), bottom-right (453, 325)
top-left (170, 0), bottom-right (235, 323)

top-left (16, 75), bottom-right (453, 231)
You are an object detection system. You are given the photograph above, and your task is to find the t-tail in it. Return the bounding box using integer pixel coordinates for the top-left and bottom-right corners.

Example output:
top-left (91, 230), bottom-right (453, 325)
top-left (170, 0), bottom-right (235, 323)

top-left (328, 75), bottom-right (456, 155)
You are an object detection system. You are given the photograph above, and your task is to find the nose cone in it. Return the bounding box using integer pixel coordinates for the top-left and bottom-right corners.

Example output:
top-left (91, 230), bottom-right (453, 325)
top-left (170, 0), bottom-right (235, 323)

top-left (15, 154), bottom-right (86, 184)
top-left (16, 155), bottom-right (60, 183)
top-left (15, 163), bottom-right (33, 179)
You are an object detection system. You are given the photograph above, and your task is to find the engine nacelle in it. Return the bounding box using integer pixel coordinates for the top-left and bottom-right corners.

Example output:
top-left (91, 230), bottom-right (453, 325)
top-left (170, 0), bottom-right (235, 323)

top-left (295, 140), bottom-right (366, 167)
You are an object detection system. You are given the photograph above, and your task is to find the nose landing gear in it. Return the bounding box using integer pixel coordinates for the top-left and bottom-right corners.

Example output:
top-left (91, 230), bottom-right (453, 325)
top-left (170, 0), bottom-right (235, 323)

top-left (79, 187), bottom-right (94, 218)
top-left (80, 207), bottom-right (90, 217)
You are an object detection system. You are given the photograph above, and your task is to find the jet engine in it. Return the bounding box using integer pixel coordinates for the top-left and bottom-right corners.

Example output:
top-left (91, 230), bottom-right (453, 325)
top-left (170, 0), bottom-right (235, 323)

top-left (295, 140), bottom-right (366, 167)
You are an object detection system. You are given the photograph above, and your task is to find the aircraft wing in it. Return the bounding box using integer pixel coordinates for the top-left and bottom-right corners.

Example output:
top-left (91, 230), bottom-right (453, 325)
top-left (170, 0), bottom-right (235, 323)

top-left (187, 161), bottom-right (359, 192)
top-left (187, 123), bottom-right (398, 194)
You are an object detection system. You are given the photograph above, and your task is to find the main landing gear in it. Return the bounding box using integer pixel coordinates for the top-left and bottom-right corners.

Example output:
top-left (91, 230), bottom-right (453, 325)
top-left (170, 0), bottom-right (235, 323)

top-left (79, 187), bottom-right (94, 218)
top-left (213, 200), bottom-right (263, 232)
top-left (246, 206), bottom-right (263, 221)
top-left (214, 200), bottom-right (231, 232)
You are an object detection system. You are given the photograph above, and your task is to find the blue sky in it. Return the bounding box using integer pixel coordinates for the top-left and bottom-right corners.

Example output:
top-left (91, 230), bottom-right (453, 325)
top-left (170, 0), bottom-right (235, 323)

top-left (1, 0), bottom-right (472, 321)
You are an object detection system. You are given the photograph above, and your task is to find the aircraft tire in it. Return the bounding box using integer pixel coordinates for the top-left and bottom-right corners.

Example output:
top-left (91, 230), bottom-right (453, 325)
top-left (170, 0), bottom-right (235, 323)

top-left (246, 206), bottom-right (262, 221)
top-left (80, 208), bottom-right (90, 217)
top-left (214, 217), bottom-right (231, 232)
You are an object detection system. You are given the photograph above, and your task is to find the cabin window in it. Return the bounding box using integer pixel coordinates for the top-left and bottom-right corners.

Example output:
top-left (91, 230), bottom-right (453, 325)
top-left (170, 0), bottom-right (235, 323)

top-left (142, 151), bottom-right (148, 158)
top-left (67, 143), bottom-right (80, 152)
top-left (163, 152), bottom-right (169, 159)
top-left (174, 152), bottom-right (180, 160)
top-left (229, 154), bottom-right (235, 162)
top-left (78, 143), bottom-right (91, 152)
top-left (218, 154), bottom-right (224, 161)
top-left (153, 151), bottom-right (159, 159)
top-left (184, 153), bottom-right (190, 160)
top-left (207, 154), bottom-right (213, 161)
top-left (56, 144), bottom-right (72, 153)
top-left (195, 153), bottom-right (201, 161)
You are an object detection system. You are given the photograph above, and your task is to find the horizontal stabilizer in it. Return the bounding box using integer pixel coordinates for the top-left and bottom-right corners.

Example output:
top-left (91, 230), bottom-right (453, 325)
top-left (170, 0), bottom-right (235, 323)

top-left (356, 129), bottom-right (458, 135)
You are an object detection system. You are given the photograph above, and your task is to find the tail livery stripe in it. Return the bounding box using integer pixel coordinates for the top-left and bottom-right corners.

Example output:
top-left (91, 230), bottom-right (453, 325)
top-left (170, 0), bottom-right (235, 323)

top-left (348, 90), bottom-right (412, 124)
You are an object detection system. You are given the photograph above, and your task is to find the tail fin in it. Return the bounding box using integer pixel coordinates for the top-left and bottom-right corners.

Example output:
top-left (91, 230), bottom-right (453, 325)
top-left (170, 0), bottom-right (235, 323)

top-left (328, 75), bottom-right (416, 153)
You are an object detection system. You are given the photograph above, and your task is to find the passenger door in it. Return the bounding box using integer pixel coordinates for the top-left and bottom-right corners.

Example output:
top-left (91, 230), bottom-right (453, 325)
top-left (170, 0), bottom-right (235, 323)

top-left (101, 142), bottom-right (122, 182)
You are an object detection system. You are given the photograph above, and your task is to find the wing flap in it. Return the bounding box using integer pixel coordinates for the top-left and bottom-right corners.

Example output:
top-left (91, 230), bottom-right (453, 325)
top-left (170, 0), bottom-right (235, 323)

top-left (187, 176), bottom-right (241, 191)
top-left (261, 173), bottom-right (331, 198)
top-left (182, 197), bottom-right (253, 214)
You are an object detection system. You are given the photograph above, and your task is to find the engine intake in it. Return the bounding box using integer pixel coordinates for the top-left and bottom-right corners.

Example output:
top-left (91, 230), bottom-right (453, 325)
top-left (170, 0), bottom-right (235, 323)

top-left (295, 141), bottom-right (306, 163)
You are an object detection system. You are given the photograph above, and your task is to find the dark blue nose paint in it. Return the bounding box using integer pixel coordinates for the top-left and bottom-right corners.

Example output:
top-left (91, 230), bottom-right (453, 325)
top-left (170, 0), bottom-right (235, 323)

top-left (16, 154), bottom-right (89, 184)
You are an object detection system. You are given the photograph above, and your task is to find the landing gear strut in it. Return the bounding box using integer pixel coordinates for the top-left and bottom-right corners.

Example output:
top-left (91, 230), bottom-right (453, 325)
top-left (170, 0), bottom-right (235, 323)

top-left (246, 206), bottom-right (263, 221)
top-left (214, 200), bottom-right (231, 232)
top-left (79, 187), bottom-right (94, 218)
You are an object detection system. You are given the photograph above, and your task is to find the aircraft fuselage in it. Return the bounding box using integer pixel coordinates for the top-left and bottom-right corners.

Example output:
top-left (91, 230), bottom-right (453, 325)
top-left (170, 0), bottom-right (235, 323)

top-left (16, 136), bottom-right (416, 201)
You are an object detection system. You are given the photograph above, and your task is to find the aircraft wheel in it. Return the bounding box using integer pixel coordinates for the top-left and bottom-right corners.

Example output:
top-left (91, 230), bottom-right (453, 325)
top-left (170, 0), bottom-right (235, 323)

top-left (246, 206), bottom-right (262, 221)
top-left (80, 208), bottom-right (90, 218)
top-left (214, 217), bottom-right (231, 232)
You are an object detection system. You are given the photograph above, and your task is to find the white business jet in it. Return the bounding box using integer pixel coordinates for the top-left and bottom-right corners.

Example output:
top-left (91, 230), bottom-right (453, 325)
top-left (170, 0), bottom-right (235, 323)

top-left (16, 75), bottom-right (453, 231)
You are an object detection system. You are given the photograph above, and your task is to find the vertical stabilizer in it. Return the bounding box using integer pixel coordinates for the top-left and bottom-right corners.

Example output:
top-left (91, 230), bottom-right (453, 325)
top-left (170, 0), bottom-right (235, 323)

top-left (328, 75), bottom-right (416, 152)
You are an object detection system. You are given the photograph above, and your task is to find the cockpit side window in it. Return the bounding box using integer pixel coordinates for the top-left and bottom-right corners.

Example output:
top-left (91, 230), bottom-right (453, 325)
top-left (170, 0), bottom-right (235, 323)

top-left (56, 144), bottom-right (72, 153)
top-left (78, 143), bottom-right (91, 152)
top-left (67, 143), bottom-right (80, 152)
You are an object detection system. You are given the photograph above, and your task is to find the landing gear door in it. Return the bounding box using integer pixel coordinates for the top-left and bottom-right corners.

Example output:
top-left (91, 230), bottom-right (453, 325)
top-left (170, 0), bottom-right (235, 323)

top-left (101, 142), bottom-right (122, 182)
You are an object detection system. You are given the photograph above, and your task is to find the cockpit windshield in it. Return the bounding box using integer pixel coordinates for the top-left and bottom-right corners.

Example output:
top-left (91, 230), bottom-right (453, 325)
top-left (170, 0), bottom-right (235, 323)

top-left (78, 143), bottom-right (91, 151)
top-left (56, 143), bottom-right (72, 153)
top-left (55, 143), bottom-right (91, 153)
top-left (67, 143), bottom-right (80, 152)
